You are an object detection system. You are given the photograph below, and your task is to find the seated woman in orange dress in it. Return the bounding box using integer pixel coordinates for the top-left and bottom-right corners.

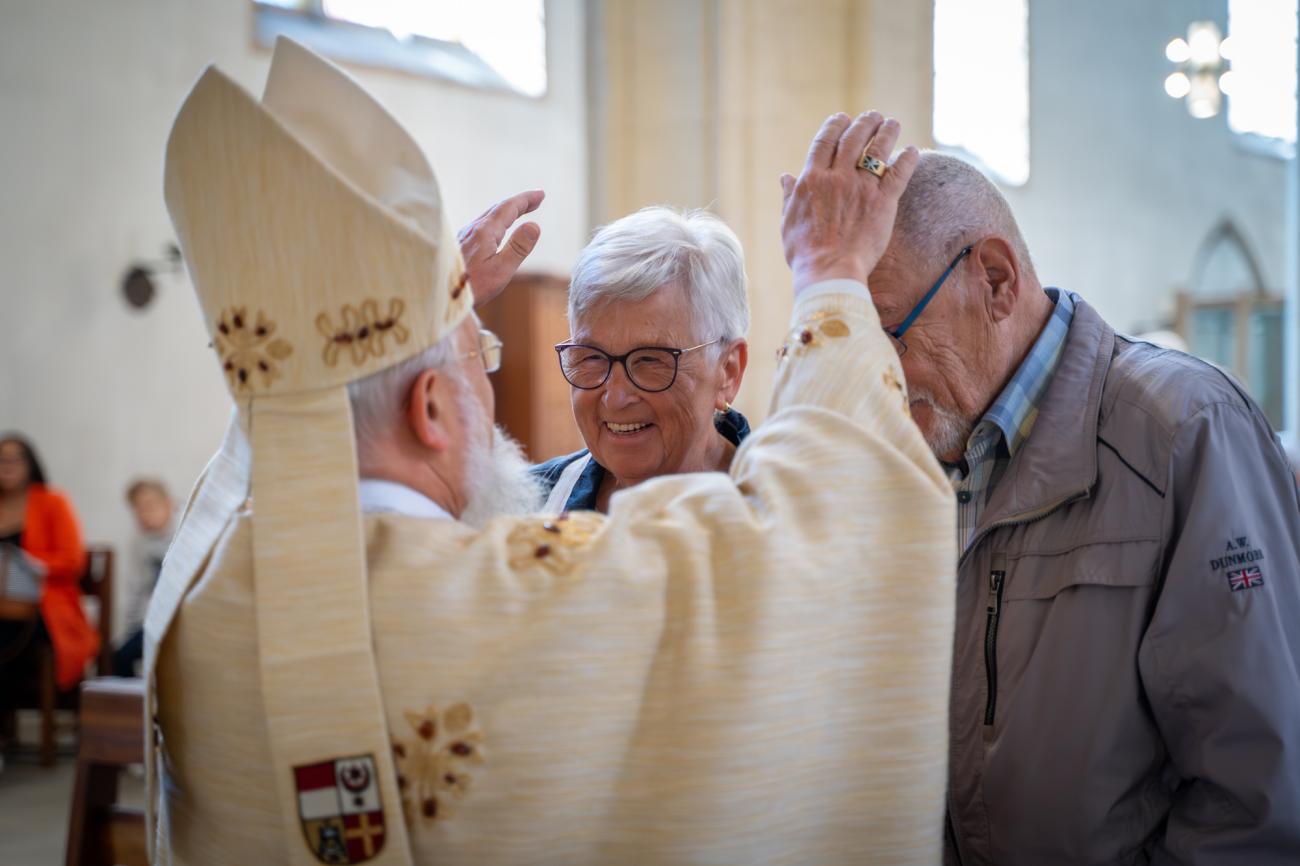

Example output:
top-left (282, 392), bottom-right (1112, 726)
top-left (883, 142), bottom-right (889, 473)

top-left (0, 434), bottom-right (97, 744)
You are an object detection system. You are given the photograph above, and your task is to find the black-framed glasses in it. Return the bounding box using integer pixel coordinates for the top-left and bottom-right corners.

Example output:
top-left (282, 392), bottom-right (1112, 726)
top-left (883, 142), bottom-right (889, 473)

top-left (457, 328), bottom-right (503, 373)
top-left (554, 338), bottom-right (721, 392)
top-left (885, 244), bottom-right (973, 356)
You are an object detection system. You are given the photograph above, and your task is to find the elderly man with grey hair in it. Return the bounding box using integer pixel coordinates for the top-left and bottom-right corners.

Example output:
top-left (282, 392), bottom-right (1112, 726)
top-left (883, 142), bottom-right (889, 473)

top-left (534, 206), bottom-right (751, 513)
top-left (863, 151), bottom-right (1300, 863)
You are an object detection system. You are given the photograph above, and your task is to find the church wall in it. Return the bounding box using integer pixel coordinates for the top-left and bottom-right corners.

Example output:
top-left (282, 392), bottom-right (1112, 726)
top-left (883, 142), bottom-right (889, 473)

top-left (591, 0), bottom-right (1291, 425)
top-left (1001, 0), bottom-right (1288, 334)
top-left (590, 0), bottom-right (935, 422)
top-left (0, 0), bottom-right (588, 636)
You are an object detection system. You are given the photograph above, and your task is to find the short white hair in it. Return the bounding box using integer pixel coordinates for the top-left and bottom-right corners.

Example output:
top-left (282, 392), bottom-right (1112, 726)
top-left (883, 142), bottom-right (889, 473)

top-left (347, 331), bottom-right (457, 456)
top-left (893, 151), bottom-right (1036, 281)
top-left (568, 207), bottom-right (750, 346)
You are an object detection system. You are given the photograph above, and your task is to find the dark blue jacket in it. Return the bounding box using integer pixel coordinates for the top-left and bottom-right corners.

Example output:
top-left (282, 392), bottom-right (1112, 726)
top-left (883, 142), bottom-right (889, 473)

top-left (531, 408), bottom-right (751, 512)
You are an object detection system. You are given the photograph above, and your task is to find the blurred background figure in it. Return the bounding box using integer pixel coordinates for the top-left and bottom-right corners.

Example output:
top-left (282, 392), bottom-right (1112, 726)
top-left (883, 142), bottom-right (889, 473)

top-left (0, 434), bottom-right (94, 757)
top-left (536, 207), bottom-right (750, 512)
top-left (112, 479), bottom-right (174, 677)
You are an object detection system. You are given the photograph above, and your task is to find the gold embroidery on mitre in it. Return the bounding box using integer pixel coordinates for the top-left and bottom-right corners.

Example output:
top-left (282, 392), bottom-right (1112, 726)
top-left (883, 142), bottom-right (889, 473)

top-left (445, 258), bottom-right (471, 323)
top-left (213, 307), bottom-right (294, 391)
top-left (317, 298), bottom-right (410, 367)
top-left (391, 701), bottom-right (485, 825)
top-left (507, 511), bottom-right (605, 575)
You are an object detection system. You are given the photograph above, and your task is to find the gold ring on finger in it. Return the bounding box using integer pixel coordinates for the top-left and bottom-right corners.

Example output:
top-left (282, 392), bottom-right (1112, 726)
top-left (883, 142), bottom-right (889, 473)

top-left (857, 150), bottom-right (887, 177)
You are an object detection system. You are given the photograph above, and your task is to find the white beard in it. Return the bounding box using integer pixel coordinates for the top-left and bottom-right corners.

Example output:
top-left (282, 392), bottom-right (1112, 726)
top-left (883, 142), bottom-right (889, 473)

top-left (910, 387), bottom-right (973, 461)
top-left (458, 390), bottom-right (544, 527)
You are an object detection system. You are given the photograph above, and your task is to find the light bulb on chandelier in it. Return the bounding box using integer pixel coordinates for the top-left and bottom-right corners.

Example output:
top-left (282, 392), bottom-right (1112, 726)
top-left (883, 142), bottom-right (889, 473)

top-left (1163, 20), bottom-right (1229, 119)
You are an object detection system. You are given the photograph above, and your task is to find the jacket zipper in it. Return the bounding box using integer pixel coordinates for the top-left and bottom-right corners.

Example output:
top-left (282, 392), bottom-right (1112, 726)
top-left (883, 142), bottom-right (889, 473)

top-left (957, 491), bottom-right (1088, 571)
top-left (983, 553), bottom-right (1007, 726)
top-left (961, 492), bottom-right (1088, 732)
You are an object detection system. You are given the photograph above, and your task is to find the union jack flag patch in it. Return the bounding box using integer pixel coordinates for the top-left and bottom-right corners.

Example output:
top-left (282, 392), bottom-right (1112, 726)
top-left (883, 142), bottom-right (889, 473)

top-left (1227, 566), bottom-right (1265, 592)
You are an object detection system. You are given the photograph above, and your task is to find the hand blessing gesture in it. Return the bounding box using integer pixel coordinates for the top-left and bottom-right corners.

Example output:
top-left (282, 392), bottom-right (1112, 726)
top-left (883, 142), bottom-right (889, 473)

top-left (779, 112), bottom-right (918, 294)
top-left (457, 189), bottom-right (545, 306)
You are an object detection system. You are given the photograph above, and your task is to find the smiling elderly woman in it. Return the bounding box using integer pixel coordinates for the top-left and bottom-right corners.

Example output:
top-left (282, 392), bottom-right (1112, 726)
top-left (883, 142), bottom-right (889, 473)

top-left (534, 207), bottom-right (750, 513)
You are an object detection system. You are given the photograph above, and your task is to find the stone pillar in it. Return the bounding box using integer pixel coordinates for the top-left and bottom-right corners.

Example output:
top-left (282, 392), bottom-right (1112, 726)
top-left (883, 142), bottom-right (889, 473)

top-left (588, 0), bottom-right (934, 419)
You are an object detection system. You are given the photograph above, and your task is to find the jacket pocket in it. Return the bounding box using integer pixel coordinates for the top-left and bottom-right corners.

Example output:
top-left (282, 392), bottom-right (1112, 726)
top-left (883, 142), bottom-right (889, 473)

top-left (1002, 538), bottom-right (1160, 600)
top-left (976, 539), bottom-right (1166, 861)
top-left (981, 539), bottom-right (1160, 731)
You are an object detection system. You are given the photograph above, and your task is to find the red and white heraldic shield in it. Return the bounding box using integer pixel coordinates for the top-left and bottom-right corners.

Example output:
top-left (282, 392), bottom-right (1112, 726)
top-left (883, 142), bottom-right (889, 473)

top-left (294, 754), bottom-right (386, 864)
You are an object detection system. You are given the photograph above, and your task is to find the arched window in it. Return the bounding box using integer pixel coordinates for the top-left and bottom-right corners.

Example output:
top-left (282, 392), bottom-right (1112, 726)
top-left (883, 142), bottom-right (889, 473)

top-left (1177, 220), bottom-right (1285, 428)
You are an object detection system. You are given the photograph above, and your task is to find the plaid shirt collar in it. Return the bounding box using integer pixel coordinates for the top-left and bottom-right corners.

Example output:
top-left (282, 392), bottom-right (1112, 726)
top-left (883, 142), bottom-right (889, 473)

top-left (967, 289), bottom-right (1075, 460)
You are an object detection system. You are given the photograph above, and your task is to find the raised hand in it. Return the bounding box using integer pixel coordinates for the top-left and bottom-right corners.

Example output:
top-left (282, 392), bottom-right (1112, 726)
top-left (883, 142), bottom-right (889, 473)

top-left (457, 189), bottom-right (545, 306)
top-left (779, 112), bottom-right (918, 294)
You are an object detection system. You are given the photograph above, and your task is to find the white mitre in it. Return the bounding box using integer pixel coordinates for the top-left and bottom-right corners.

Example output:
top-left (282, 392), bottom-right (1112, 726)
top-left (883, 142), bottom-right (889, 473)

top-left (146, 36), bottom-right (468, 866)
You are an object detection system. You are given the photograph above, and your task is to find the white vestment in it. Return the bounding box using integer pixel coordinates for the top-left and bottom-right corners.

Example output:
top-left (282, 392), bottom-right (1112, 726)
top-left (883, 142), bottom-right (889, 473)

top-left (147, 285), bottom-right (956, 865)
top-left (358, 479), bottom-right (453, 521)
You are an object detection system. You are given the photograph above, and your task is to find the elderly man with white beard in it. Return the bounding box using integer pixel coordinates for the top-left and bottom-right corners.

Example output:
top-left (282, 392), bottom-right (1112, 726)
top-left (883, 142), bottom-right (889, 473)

top-left (346, 187), bottom-right (551, 528)
top-left (346, 296), bottom-right (543, 527)
top-left (144, 37), bottom-right (955, 866)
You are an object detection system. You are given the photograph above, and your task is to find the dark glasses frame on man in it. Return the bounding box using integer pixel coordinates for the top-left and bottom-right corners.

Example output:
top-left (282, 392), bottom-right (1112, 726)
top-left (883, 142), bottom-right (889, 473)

top-left (553, 338), bottom-right (721, 393)
top-left (885, 244), bottom-right (974, 357)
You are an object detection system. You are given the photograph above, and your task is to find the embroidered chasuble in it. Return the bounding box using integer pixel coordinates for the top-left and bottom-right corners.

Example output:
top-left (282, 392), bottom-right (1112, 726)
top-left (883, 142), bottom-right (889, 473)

top-left (144, 37), bottom-right (956, 866)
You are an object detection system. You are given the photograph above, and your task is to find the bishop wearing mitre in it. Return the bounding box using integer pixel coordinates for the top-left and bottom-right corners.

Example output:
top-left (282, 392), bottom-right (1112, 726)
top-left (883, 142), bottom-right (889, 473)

top-left (144, 38), bottom-right (954, 866)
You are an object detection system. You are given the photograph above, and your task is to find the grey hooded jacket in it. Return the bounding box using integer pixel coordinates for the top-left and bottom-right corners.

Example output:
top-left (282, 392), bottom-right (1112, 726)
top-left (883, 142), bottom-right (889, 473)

top-left (946, 298), bottom-right (1300, 865)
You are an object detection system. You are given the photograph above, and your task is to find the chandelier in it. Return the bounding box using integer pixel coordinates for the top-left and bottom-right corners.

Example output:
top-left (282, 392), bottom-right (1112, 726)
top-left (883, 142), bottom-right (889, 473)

top-left (1164, 21), bottom-right (1235, 118)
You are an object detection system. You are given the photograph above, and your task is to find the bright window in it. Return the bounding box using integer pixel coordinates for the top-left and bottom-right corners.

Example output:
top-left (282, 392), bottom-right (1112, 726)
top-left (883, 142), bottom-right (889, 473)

top-left (254, 0), bottom-right (548, 98)
top-left (1226, 0), bottom-right (1297, 145)
top-left (932, 0), bottom-right (1030, 185)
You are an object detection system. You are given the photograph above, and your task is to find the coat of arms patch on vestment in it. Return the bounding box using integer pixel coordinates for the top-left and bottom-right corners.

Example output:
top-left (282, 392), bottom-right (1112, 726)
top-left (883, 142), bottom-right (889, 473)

top-left (294, 754), bottom-right (386, 864)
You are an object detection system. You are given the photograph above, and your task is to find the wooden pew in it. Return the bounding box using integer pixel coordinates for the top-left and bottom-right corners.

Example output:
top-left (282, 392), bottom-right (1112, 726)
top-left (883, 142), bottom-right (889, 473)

top-left (65, 677), bottom-right (146, 866)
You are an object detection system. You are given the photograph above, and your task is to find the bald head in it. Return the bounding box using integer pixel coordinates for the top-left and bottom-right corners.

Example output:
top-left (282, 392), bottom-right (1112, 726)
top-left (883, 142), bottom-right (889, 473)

top-left (868, 151), bottom-right (1051, 462)
top-left (890, 151), bottom-right (1036, 283)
